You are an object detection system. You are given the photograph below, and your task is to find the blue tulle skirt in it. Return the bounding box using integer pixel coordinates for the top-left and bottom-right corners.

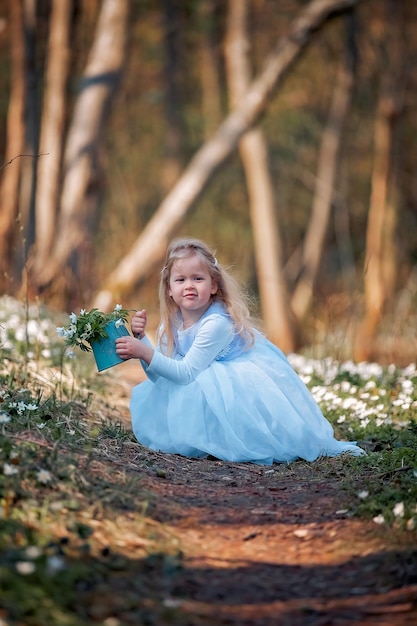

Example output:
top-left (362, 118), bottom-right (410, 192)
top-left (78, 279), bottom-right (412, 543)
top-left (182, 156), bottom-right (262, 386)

top-left (130, 338), bottom-right (364, 465)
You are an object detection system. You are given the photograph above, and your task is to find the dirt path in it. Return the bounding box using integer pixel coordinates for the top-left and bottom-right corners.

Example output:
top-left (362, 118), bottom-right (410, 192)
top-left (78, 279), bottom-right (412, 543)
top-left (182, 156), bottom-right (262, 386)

top-left (100, 366), bottom-right (417, 625)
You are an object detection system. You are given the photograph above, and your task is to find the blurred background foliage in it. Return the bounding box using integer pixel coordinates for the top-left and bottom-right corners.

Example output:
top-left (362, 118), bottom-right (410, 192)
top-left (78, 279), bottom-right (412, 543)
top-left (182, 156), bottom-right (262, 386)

top-left (0, 0), bottom-right (416, 363)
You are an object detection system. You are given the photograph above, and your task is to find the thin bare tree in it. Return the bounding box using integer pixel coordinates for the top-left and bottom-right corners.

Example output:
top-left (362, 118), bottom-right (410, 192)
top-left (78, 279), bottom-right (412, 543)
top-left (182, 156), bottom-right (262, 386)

top-left (198, 0), bottom-right (223, 141)
top-left (355, 0), bottom-right (403, 361)
top-left (225, 0), bottom-right (296, 351)
top-left (161, 0), bottom-right (184, 192)
top-left (32, 0), bottom-right (72, 274)
top-left (35, 0), bottom-right (130, 302)
top-left (291, 17), bottom-right (355, 322)
top-left (16, 0), bottom-right (38, 276)
top-left (0, 0), bottom-right (26, 292)
top-left (93, 0), bottom-right (360, 312)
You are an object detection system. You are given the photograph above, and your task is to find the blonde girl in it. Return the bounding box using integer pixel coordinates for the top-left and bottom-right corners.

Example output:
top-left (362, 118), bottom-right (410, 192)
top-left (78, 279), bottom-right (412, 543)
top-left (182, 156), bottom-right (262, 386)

top-left (116, 237), bottom-right (364, 464)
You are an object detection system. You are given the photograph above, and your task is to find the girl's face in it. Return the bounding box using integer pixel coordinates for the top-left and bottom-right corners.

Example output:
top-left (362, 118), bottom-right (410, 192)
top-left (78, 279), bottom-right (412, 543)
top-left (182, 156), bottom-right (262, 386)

top-left (169, 254), bottom-right (217, 324)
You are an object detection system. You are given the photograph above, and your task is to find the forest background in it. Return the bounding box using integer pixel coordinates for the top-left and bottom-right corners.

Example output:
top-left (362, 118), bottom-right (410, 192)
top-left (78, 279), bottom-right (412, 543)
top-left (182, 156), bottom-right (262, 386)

top-left (0, 0), bottom-right (416, 365)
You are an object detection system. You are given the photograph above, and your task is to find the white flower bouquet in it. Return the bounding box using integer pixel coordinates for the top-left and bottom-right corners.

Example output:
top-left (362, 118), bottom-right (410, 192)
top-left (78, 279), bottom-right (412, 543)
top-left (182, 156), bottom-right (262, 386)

top-left (56, 305), bottom-right (129, 352)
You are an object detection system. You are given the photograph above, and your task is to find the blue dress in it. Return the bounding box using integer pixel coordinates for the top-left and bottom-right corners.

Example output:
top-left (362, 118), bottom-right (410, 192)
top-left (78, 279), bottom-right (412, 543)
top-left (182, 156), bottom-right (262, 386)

top-left (130, 302), bottom-right (364, 465)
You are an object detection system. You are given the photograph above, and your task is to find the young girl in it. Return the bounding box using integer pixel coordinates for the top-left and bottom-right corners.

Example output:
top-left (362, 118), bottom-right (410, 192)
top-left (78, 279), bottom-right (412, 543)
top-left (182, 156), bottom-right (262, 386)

top-left (115, 237), bottom-right (364, 465)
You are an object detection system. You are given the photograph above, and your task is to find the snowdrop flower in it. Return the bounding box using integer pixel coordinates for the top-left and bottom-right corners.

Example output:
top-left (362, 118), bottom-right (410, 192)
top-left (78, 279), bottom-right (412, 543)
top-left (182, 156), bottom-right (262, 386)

top-left (114, 304), bottom-right (123, 312)
top-left (47, 555), bottom-right (66, 575)
top-left (0, 411), bottom-right (11, 424)
top-left (115, 318), bottom-right (123, 328)
top-left (69, 312), bottom-right (77, 323)
top-left (401, 379), bottom-right (413, 393)
top-left (56, 326), bottom-right (65, 337)
top-left (36, 469), bottom-right (52, 484)
top-left (3, 463), bottom-right (18, 476)
top-left (80, 308), bottom-right (87, 315)
top-left (25, 546), bottom-right (42, 559)
top-left (16, 561), bottom-right (36, 575)
top-left (373, 514), bottom-right (385, 524)
top-left (393, 502), bottom-right (405, 518)
top-left (358, 490), bottom-right (369, 499)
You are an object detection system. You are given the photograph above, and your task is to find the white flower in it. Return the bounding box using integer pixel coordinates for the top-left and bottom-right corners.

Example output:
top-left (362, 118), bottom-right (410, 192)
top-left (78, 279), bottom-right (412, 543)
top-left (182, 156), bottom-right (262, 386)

top-left (69, 312), bottom-right (77, 323)
top-left (80, 308), bottom-right (87, 315)
top-left (393, 502), bottom-right (405, 518)
top-left (17, 401), bottom-right (27, 415)
top-left (16, 561), bottom-right (36, 575)
top-left (37, 469), bottom-right (52, 484)
top-left (358, 490), bottom-right (369, 499)
top-left (0, 411), bottom-right (11, 424)
top-left (114, 304), bottom-right (122, 312)
top-left (373, 514), bottom-right (385, 524)
top-left (47, 555), bottom-right (66, 575)
top-left (25, 545), bottom-right (42, 559)
top-left (3, 463), bottom-right (18, 476)
top-left (56, 326), bottom-right (65, 337)
top-left (115, 318), bottom-right (123, 328)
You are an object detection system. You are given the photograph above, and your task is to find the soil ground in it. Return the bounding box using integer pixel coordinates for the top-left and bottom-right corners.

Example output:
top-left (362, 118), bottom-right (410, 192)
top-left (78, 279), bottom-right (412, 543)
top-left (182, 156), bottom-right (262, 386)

top-left (94, 362), bottom-right (417, 626)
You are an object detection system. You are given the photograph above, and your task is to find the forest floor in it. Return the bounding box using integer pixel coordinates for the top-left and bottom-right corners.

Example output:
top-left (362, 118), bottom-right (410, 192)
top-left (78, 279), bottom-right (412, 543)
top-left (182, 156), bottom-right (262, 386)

top-left (82, 363), bottom-right (417, 626)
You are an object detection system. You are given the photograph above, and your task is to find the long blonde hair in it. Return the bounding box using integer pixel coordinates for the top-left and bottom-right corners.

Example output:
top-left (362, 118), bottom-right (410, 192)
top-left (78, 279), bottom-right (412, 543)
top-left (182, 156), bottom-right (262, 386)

top-left (158, 237), bottom-right (255, 354)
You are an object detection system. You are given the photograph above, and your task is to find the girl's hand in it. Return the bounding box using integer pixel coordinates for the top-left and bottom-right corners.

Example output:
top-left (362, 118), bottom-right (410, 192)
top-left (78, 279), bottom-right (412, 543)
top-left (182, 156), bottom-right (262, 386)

top-left (116, 334), bottom-right (154, 365)
top-left (116, 336), bottom-right (143, 360)
top-left (131, 309), bottom-right (147, 339)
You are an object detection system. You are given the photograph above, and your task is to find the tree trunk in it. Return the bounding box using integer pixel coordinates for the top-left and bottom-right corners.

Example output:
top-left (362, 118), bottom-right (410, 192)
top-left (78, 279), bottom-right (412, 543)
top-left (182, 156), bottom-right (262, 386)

top-left (355, 0), bottom-right (403, 362)
top-left (291, 46), bottom-right (354, 322)
top-left (0, 0), bottom-right (26, 293)
top-left (225, 0), bottom-right (297, 352)
top-left (93, 0), bottom-right (359, 312)
top-left (15, 0), bottom-right (38, 278)
top-left (35, 0), bottom-right (130, 304)
top-left (32, 0), bottom-right (72, 273)
top-left (161, 0), bottom-right (184, 192)
top-left (198, 0), bottom-right (223, 141)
